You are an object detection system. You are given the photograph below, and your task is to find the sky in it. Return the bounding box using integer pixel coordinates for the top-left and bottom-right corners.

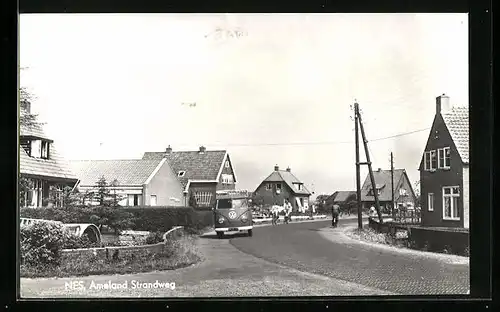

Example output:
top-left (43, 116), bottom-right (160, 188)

top-left (19, 13), bottom-right (468, 198)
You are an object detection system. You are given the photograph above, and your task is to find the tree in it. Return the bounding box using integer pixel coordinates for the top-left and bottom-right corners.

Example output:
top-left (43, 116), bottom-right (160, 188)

top-left (19, 173), bottom-right (33, 207)
top-left (92, 176), bottom-right (125, 207)
top-left (46, 185), bottom-right (83, 208)
top-left (314, 194), bottom-right (330, 213)
top-left (413, 180), bottom-right (421, 207)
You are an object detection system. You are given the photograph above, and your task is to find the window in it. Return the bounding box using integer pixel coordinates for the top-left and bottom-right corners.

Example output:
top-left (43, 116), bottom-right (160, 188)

top-left (20, 139), bottom-right (31, 156)
top-left (424, 150), bottom-right (437, 171)
top-left (31, 140), bottom-right (41, 158)
top-left (150, 195), bottom-right (157, 206)
top-left (266, 183), bottom-right (272, 190)
top-left (27, 179), bottom-right (43, 208)
top-left (178, 171), bottom-right (186, 177)
top-left (195, 191), bottom-right (212, 207)
top-left (128, 194), bottom-right (142, 206)
top-left (53, 184), bottom-right (63, 207)
top-left (225, 160), bottom-right (230, 168)
top-left (276, 183), bottom-right (282, 190)
top-left (442, 186), bottom-right (460, 220)
top-left (438, 147), bottom-right (451, 169)
top-left (41, 141), bottom-right (50, 159)
top-left (427, 193), bottom-right (434, 211)
top-left (222, 174), bottom-right (234, 184)
top-left (399, 189), bottom-right (408, 196)
top-left (294, 183), bottom-right (303, 191)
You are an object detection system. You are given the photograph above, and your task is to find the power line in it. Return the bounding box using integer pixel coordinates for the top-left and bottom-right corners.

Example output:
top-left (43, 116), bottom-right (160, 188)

top-left (197, 127), bottom-right (431, 148)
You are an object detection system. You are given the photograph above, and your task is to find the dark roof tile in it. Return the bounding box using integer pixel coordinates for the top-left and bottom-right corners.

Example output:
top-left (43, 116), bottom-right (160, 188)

top-left (70, 159), bottom-right (164, 186)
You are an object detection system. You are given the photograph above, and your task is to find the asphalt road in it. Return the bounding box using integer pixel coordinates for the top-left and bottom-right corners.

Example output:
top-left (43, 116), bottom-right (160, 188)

top-left (229, 218), bottom-right (469, 295)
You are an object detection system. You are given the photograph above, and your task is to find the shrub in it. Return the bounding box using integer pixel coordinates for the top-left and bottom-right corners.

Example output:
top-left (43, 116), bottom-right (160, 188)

top-left (20, 222), bottom-right (65, 266)
top-left (145, 231), bottom-right (165, 245)
top-left (20, 206), bottom-right (214, 234)
top-left (61, 232), bottom-right (100, 249)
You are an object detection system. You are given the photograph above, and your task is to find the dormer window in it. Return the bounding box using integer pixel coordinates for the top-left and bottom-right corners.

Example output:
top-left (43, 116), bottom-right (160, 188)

top-left (294, 183), bottom-right (303, 191)
top-left (41, 141), bottom-right (50, 159)
top-left (178, 171), bottom-right (186, 177)
top-left (24, 139), bottom-right (50, 159)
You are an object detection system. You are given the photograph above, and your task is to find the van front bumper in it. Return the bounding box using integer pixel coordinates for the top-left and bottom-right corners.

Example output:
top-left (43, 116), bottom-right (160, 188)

top-left (215, 226), bottom-right (253, 232)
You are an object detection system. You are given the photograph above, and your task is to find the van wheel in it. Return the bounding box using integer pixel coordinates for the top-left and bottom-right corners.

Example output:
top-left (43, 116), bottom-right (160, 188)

top-left (217, 232), bottom-right (224, 239)
top-left (248, 229), bottom-right (253, 237)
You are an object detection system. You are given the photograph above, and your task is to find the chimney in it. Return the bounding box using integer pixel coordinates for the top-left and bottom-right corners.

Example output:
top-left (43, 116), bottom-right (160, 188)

top-left (436, 93), bottom-right (451, 114)
top-left (286, 167), bottom-right (291, 172)
top-left (274, 164), bottom-right (279, 171)
top-left (199, 146), bottom-right (206, 154)
top-left (165, 145), bottom-right (172, 154)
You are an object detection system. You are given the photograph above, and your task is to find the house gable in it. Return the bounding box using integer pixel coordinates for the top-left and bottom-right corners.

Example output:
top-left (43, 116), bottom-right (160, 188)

top-left (143, 149), bottom-right (228, 191)
top-left (144, 159), bottom-right (184, 206)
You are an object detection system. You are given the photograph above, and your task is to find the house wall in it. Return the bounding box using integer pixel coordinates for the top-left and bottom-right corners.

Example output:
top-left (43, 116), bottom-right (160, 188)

top-left (395, 175), bottom-right (416, 207)
top-left (189, 182), bottom-right (218, 209)
top-left (77, 186), bottom-right (143, 206)
top-left (420, 114), bottom-right (464, 227)
top-left (21, 174), bottom-right (77, 208)
top-left (462, 166), bottom-right (469, 228)
top-left (144, 162), bottom-right (184, 207)
top-left (216, 155), bottom-right (236, 191)
top-left (253, 182), bottom-right (310, 212)
top-left (253, 182), bottom-right (293, 208)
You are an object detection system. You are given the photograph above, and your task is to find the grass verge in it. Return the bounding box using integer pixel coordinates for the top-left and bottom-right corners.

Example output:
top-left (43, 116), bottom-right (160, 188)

top-left (20, 233), bottom-right (202, 278)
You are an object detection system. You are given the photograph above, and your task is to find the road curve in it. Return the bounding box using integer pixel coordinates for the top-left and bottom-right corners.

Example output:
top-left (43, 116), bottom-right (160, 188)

top-left (229, 218), bottom-right (469, 295)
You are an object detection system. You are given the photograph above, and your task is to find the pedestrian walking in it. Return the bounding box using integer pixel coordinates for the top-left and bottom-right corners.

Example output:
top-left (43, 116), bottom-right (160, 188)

top-left (284, 200), bottom-right (292, 224)
top-left (332, 204), bottom-right (340, 227)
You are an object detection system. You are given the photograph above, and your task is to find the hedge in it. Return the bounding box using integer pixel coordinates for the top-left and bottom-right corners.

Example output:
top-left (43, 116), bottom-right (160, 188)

top-left (20, 206), bottom-right (214, 233)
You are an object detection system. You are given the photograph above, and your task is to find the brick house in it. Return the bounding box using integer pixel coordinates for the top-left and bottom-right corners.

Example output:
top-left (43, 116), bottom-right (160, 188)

top-left (70, 158), bottom-right (185, 206)
top-left (142, 146), bottom-right (237, 209)
top-left (360, 168), bottom-right (416, 213)
top-left (19, 105), bottom-right (78, 208)
top-left (419, 94), bottom-right (469, 228)
top-left (253, 165), bottom-right (311, 211)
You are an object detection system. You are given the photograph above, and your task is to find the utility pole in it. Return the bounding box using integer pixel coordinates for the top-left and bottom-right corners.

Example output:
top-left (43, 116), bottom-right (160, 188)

top-left (354, 103), bottom-right (363, 229)
top-left (391, 152), bottom-right (395, 217)
top-left (356, 103), bottom-right (384, 223)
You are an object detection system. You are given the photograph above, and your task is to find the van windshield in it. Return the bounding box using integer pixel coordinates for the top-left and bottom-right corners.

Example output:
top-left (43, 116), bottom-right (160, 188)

top-left (217, 198), bottom-right (248, 209)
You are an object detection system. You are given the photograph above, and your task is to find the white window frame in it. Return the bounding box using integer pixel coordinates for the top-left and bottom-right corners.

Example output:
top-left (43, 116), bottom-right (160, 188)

top-left (41, 141), bottom-right (49, 159)
top-left (222, 174), bottom-right (233, 185)
top-left (294, 183), bottom-right (302, 191)
top-left (427, 193), bottom-right (434, 211)
top-left (442, 186), bottom-right (460, 220)
top-left (195, 191), bottom-right (212, 207)
top-left (424, 150), bottom-right (438, 171)
top-left (225, 160), bottom-right (230, 168)
top-left (438, 147), bottom-right (451, 169)
top-left (266, 183), bottom-right (272, 191)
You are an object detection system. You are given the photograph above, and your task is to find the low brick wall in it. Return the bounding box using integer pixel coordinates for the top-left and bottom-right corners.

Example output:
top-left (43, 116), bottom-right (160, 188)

top-left (60, 226), bottom-right (185, 263)
top-left (408, 226), bottom-right (469, 256)
top-left (368, 218), bottom-right (469, 256)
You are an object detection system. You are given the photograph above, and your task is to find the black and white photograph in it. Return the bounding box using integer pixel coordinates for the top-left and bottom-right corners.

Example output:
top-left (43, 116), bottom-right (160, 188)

top-left (18, 13), bottom-right (470, 298)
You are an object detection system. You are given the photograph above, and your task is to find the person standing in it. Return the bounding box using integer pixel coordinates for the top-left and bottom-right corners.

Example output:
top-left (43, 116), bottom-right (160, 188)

top-left (332, 204), bottom-right (340, 227)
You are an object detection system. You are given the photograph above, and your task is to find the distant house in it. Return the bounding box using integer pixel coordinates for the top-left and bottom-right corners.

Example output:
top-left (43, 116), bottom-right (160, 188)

top-left (19, 105), bottom-right (78, 208)
top-left (419, 94), bottom-right (469, 228)
top-left (253, 165), bottom-right (311, 211)
top-left (71, 158), bottom-right (184, 207)
top-left (328, 191), bottom-right (357, 210)
top-left (142, 146), bottom-right (237, 208)
top-left (360, 168), bottom-right (416, 213)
